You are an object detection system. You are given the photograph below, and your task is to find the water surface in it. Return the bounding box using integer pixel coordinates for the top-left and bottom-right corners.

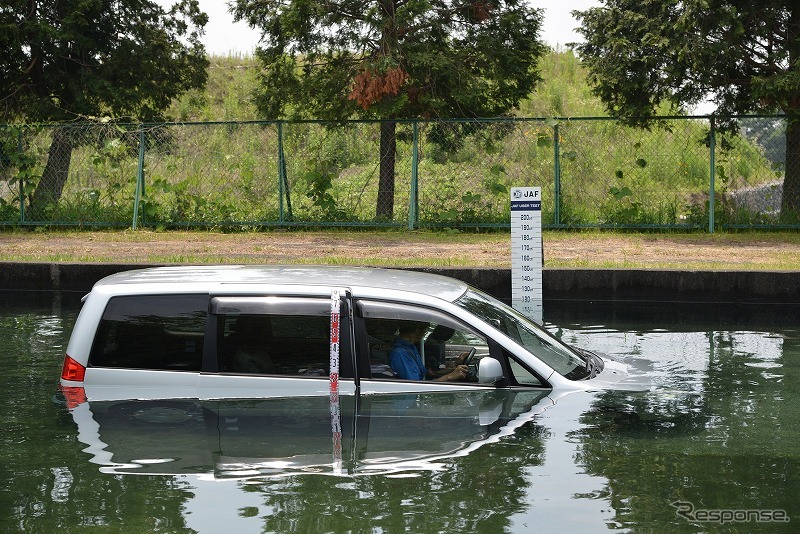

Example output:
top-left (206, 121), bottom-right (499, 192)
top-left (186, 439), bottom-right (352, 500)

top-left (1, 291), bottom-right (797, 532)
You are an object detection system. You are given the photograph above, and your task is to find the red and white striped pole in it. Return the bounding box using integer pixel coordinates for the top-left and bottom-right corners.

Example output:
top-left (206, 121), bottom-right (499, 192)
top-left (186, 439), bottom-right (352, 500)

top-left (329, 289), bottom-right (342, 473)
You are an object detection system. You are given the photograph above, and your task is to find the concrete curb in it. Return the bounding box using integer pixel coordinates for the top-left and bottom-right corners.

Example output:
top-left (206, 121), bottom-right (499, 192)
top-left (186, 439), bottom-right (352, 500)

top-left (422, 267), bottom-right (800, 303)
top-left (1, 262), bottom-right (799, 303)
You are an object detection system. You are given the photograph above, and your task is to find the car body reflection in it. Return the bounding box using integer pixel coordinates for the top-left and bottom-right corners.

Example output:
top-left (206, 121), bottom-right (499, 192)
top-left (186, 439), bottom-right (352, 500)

top-left (66, 390), bottom-right (554, 478)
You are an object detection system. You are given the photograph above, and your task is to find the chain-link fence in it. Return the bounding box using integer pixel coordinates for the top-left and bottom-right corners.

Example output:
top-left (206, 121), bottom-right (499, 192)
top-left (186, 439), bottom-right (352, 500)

top-left (0, 116), bottom-right (794, 230)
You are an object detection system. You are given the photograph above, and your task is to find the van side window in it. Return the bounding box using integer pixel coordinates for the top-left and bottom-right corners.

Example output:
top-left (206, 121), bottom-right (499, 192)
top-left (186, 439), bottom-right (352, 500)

top-left (212, 295), bottom-right (351, 378)
top-left (89, 295), bottom-right (207, 371)
top-left (507, 355), bottom-right (545, 387)
top-left (218, 313), bottom-right (333, 376)
top-left (358, 301), bottom-right (488, 381)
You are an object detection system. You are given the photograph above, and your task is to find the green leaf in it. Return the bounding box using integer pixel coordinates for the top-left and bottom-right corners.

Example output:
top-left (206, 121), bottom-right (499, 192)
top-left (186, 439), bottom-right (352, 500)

top-left (715, 165), bottom-right (728, 182)
top-left (489, 164), bottom-right (506, 176)
top-left (462, 192), bottom-right (481, 203)
top-left (488, 182), bottom-right (508, 196)
top-left (439, 209), bottom-right (458, 221)
top-left (537, 134), bottom-right (552, 148)
top-left (609, 186), bottom-right (633, 199)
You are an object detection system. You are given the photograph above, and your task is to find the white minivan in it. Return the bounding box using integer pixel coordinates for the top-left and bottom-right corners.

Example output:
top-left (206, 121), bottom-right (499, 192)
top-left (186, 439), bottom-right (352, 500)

top-left (60, 265), bottom-right (643, 405)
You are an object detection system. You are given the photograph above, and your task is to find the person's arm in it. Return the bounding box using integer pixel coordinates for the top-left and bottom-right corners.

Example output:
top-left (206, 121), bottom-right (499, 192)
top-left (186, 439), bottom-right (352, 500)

top-left (426, 365), bottom-right (449, 379)
top-left (431, 365), bottom-right (468, 382)
top-left (428, 350), bottom-right (472, 379)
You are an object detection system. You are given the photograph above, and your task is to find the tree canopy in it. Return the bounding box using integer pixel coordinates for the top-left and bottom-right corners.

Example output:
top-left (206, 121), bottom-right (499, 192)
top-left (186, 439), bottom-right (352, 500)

top-left (573, 0), bottom-right (800, 216)
top-left (233, 0), bottom-right (545, 120)
top-left (232, 0), bottom-right (546, 218)
top-left (0, 0), bottom-right (209, 214)
top-left (1, 0), bottom-right (209, 123)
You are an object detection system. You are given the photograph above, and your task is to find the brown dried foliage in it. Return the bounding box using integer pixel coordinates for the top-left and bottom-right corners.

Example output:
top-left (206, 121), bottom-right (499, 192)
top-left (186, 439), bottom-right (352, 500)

top-left (471, 1), bottom-right (495, 22)
top-left (348, 66), bottom-right (409, 110)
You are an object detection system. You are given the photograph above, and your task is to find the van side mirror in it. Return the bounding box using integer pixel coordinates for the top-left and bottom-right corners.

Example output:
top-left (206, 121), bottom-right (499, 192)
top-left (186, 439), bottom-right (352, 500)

top-left (477, 357), bottom-right (503, 384)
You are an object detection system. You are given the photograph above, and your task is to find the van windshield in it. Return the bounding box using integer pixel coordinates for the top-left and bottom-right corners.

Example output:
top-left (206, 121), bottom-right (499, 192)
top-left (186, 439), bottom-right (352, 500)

top-left (455, 289), bottom-right (590, 380)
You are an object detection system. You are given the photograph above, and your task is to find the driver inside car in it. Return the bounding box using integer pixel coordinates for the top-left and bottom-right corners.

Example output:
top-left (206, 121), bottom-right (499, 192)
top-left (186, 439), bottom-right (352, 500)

top-left (424, 324), bottom-right (474, 379)
top-left (389, 321), bottom-right (468, 382)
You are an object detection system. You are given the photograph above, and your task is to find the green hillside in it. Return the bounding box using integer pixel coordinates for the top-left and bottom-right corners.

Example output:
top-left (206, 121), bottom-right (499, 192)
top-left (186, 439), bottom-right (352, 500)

top-left (170, 50), bottom-right (608, 123)
top-left (170, 54), bottom-right (260, 122)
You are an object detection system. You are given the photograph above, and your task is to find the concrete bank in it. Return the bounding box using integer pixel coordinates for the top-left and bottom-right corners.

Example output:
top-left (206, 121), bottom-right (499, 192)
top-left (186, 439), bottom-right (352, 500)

top-left (1, 262), bottom-right (800, 303)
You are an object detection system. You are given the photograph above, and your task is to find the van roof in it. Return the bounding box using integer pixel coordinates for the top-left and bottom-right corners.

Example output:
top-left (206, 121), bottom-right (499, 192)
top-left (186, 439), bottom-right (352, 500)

top-left (93, 265), bottom-right (470, 302)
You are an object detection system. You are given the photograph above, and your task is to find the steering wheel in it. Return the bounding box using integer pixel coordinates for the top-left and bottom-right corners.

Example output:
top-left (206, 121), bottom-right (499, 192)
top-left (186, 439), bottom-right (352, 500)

top-left (462, 347), bottom-right (478, 381)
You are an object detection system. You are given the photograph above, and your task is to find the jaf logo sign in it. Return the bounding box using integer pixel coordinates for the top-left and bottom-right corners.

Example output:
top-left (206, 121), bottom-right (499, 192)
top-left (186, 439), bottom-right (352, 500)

top-left (510, 187), bottom-right (543, 322)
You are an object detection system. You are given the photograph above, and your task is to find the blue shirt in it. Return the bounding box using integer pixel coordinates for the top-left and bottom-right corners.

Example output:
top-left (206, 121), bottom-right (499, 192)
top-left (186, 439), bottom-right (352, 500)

top-left (389, 338), bottom-right (427, 380)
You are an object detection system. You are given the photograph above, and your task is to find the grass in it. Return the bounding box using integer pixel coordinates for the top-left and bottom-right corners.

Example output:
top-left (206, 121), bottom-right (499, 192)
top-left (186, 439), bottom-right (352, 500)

top-left (1, 228), bottom-right (800, 270)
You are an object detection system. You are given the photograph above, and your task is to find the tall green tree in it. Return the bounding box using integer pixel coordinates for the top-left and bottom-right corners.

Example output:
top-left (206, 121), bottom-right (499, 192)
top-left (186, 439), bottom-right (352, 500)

top-left (574, 1), bottom-right (800, 218)
top-left (0, 0), bottom-right (209, 215)
top-left (232, 0), bottom-right (546, 219)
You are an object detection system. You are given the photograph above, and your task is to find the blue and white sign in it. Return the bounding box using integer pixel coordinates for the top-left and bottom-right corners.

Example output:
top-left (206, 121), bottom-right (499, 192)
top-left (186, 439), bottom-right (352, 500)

top-left (510, 187), bottom-right (543, 322)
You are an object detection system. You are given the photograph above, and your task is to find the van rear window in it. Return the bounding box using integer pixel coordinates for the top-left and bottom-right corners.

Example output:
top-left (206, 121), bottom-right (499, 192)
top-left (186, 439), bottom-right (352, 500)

top-left (89, 295), bottom-right (207, 371)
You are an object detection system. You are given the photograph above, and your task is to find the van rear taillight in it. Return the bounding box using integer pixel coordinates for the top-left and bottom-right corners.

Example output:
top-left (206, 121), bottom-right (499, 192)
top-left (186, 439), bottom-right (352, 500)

top-left (61, 355), bottom-right (86, 382)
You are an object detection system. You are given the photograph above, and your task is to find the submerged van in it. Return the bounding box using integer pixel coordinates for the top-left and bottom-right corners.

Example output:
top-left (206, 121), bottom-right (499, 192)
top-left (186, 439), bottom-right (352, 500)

top-left (60, 265), bottom-right (645, 404)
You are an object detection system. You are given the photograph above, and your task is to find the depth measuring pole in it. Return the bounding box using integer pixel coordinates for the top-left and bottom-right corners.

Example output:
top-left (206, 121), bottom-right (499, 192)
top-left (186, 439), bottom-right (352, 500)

top-left (329, 289), bottom-right (342, 474)
top-left (510, 187), bottom-right (543, 323)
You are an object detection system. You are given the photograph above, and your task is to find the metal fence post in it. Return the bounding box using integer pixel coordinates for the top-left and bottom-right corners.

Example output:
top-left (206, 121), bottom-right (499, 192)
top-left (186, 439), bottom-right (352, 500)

top-left (553, 123), bottom-right (561, 226)
top-left (277, 122), bottom-right (293, 223)
top-left (278, 122), bottom-right (285, 224)
top-left (408, 121), bottom-right (419, 230)
top-left (132, 125), bottom-right (146, 230)
top-left (708, 117), bottom-right (716, 233)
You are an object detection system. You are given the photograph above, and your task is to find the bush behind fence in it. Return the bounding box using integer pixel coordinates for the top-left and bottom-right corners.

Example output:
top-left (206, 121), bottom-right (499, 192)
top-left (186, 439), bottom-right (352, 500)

top-left (0, 117), bottom-right (793, 231)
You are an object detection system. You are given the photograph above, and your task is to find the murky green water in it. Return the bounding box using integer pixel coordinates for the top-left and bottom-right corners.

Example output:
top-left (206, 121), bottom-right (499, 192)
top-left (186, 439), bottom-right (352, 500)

top-left (1, 291), bottom-right (798, 532)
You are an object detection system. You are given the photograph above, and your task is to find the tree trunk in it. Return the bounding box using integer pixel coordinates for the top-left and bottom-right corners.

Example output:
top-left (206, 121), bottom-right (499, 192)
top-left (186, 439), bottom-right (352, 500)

top-left (377, 121), bottom-right (396, 220)
top-left (30, 127), bottom-right (74, 219)
top-left (782, 119), bottom-right (800, 219)
top-left (782, 7), bottom-right (800, 219)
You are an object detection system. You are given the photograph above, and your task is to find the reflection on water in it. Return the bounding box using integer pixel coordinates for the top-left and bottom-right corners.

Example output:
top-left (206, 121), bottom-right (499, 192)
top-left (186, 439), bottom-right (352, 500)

top-left (70, 390), bottom-right (551, 478)
top-left (1, 291), bottom-right (798, 532)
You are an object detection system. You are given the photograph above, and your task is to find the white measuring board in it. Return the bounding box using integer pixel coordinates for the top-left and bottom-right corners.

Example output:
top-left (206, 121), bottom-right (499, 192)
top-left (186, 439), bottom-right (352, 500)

top-left (510, 186), bottom-right (543, 323)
